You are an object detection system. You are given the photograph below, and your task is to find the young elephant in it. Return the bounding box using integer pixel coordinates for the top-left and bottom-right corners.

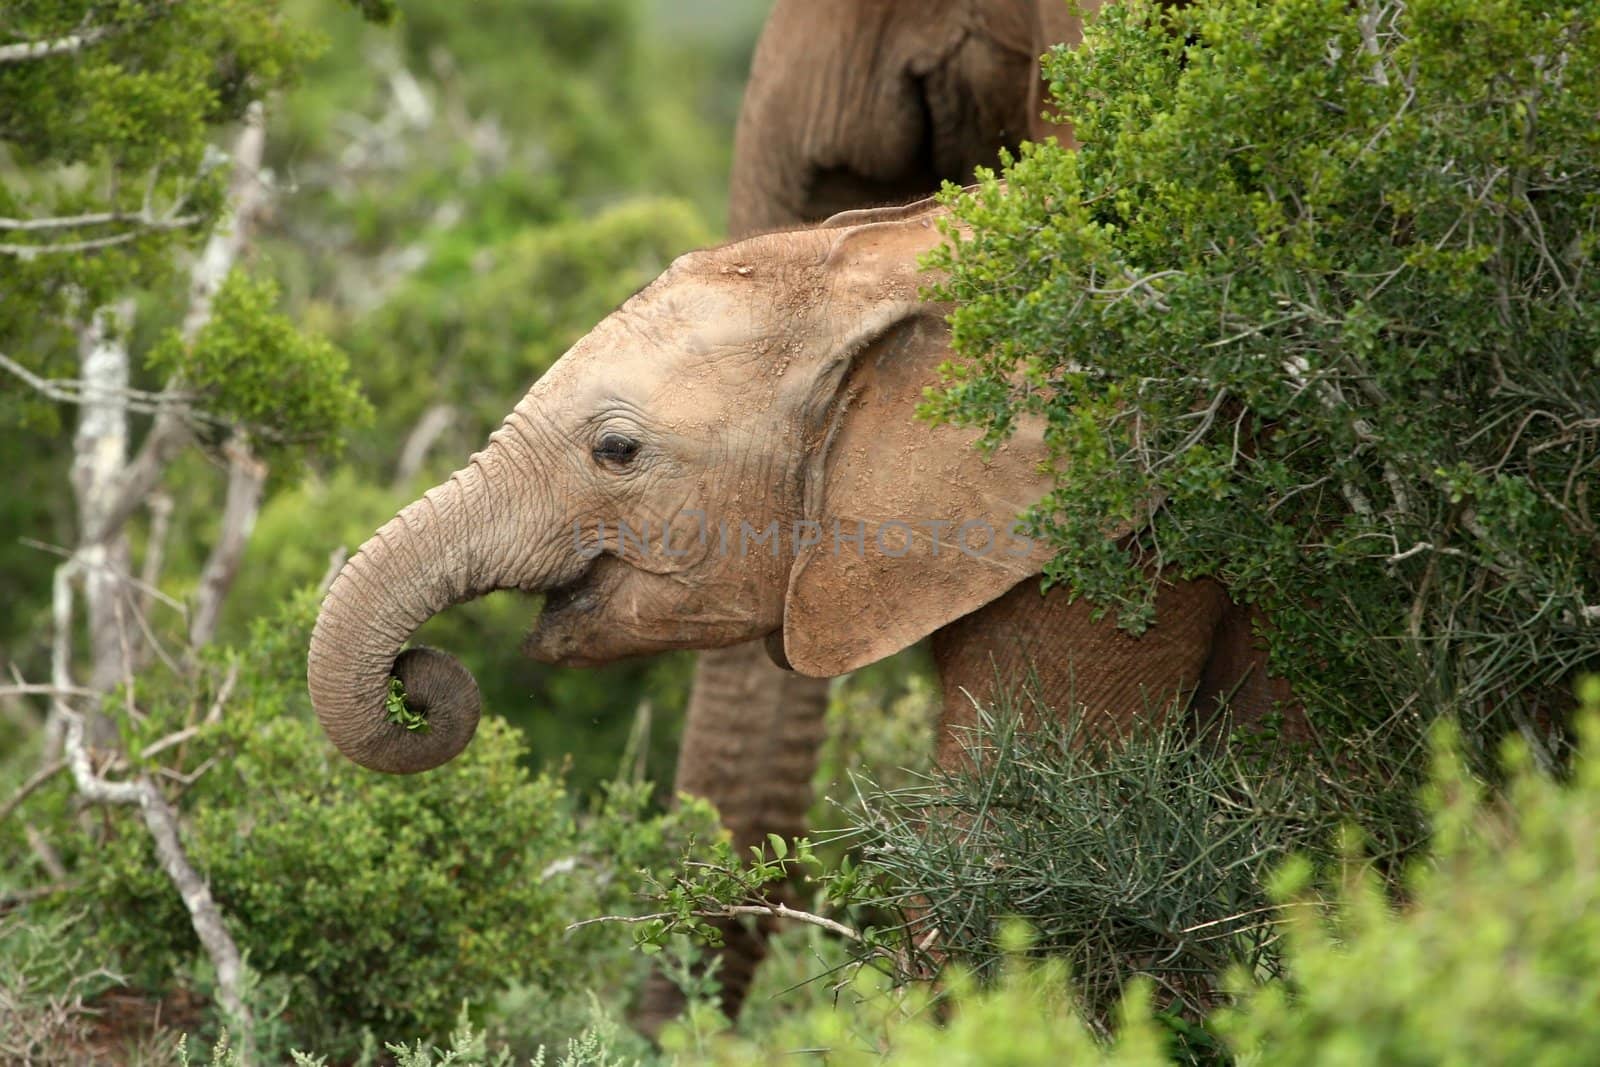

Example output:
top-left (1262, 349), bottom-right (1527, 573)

top-left (311, 200), bottom-right (1041, 771)
top-left (308, 195), bottom-right (1290, 780)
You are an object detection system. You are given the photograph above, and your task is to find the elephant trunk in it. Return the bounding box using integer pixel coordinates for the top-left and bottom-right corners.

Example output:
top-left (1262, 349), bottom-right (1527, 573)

top-left (307, 442), bottom-right (538, 774)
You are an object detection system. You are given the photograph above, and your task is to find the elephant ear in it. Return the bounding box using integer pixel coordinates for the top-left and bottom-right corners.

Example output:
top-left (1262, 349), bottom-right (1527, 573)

top-left (779, 210), bottom-right (1110, 678)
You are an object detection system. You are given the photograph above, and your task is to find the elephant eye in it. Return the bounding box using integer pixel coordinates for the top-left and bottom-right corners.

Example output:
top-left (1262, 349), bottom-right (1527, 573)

top-left (592, 433), bottom-right (640, 468)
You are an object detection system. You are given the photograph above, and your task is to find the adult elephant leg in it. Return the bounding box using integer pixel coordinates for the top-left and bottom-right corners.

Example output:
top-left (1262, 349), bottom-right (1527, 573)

top-left (634, 639), bottom-right (831, 1035)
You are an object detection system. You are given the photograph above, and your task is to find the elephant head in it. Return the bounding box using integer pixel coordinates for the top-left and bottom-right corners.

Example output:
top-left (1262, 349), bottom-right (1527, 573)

top-left (307, 199), bottom-right (1071, 774)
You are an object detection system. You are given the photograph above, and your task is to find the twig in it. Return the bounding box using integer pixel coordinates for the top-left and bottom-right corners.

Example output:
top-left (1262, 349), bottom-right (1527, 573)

top-left (568, 901), bottom-right (867, 945)
top-left (205, 661), bottom-right (240, 725)
top-left (0, 882), bottom-right (73, 913)
top-left (0, 759), bottom-right (66, 825)
top-left (188, 436), bottom-right (267, 648)
top-left (0, 215), bottom-right (202, 256)
top-left (0, 352), bottom-right (207, 415)
top-left (25, 825), bottom-right (67, 881)
top-left (1387, 541), bottom-right (1432, 564)
top-left (0, 683), bottom-right (102, 700)
top-left (140, 727), bottom-right (203, 763)
top-left (19, 540), bottom-right (186, 613)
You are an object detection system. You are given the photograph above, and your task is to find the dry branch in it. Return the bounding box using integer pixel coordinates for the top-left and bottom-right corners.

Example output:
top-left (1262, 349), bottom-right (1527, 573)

top-left (0, 760), bottom-right (65, 826)
top-left (60, 705), bottom-right (254, 1053)
top-left (0, 0), bottom-right (182, 64)
top-left (189, 437), bottom-right (268, 648)
top-left (569, 901), bottom-right (866, 945)
top-left (0, 215), bottom-right (202, 256)
top-left (0, 25), bottom-right (118, 64)
top-left (393, 403), bottom-right (456, 487)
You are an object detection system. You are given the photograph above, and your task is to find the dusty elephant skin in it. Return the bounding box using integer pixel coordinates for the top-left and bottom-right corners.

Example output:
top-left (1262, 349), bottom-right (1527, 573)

top-left (307, 199), bottom-right (1057, 774)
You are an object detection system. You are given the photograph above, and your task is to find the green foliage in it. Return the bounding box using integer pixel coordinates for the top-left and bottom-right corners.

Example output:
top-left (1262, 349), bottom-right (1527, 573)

top-left (149, 269), bottom-right (372, 462)
top-left (65, 590), bottom-right (717, 1057)
top-left (1217, 700), bottom-right (1600, 1064)
top-left (632, 689), bottom-right (1371, 1042)
top-left (926, 0), bottom-right (1600, 760)
top-left (385, 675), bottom-right (427, 731)
top-left (0, 0), bottom-right (380, 369)
top-left (345, 197), bottom-right (713, 451)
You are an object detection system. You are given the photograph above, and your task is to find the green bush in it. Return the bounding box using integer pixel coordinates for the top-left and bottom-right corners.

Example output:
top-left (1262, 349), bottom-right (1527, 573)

top-left (713, 696), bottom-right (1600, 1064)
top-left (1218, 700), bottom-right (1600, 1064)
top-left (66, 589), bottom-right (716, 1057)
top-left (927, 0), bottom-right (1600, 765)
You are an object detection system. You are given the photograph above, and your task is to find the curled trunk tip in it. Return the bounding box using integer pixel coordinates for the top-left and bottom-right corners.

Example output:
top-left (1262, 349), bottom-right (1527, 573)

top-left (310, 632), bottom-right (481, 774)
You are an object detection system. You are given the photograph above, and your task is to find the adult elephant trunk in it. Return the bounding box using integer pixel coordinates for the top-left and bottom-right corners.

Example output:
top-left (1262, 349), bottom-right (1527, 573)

top-left (307, 438), bottom-right (541, 774)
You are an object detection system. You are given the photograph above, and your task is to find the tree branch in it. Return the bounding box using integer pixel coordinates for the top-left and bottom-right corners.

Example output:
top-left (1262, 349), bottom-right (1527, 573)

top-left (0, 759), bottom-right (65, 826)
top-left (60, 706), bottom-right (254, 1054)
top-left (392, 403), bottom-right (456, 487)
top-left (568, 901), bottom-right (867, 945)
top-left (0, 1), bottom-right (184, 65)
top-left (188, 437), bottom-right (268, 648)
top-left (0, 25), bottom-right (118, 64)
top-left (0, 215), bottom-right (202, 256)
top-left (0, 352), bottom-right (200, 415)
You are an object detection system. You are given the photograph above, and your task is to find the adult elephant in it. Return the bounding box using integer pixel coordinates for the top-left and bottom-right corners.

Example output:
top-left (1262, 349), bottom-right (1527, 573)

top-left (648, 0), bottom-right (1113, 1028)
top-left (306, 196), bottom-right (1295, 1016)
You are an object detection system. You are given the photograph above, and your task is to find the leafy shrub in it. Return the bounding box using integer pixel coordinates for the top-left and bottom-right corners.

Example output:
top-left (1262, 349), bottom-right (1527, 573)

top-left (926, 0), bottom-right (1600, 766)
top-left (148, 271), bottom-right (372, 465)
top-left (709, 691), bottom-right (1600, 1066)
top-left (66, 589), bottom-right (717, 1057)
top-left (1217, 691), bottom-right (1600, 1064)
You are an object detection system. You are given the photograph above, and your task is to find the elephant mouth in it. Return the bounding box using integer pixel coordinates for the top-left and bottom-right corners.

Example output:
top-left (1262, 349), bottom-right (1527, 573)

top-left (540, 573), bottom-right (599, 617)
top-left (520, 561), bottom-right (610, 664)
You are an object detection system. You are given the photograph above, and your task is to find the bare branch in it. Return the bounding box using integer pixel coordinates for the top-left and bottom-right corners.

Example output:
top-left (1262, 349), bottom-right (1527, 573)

top-left (205, 660), bottom-right (240, 726)
top-left (568, 901), bottom-right (867, 946)
top-left (24, 826), bottom-right (68, 881)
top-left (0, 683), bottom-right (102, 701)
top-left (0, 25), bottom-right (118, 64)
top-left (0, 1), bottom-right (184, 64)
top-left (0, 759), bottom-right (65, 825)
top-left (392, 403), bottom-right (456, 487)
top-left (0, 214), bottom-right (202, 256)
top-left (0, 208), bottom-right (184, 232)
top-left (188, 437), bottom-right (268, 648)
top-left (137, 492), bottom-right (175, 633)
top-left (0, 352), bottom-right (202, 415)
top-left (317, 546), bottom-right (349, 597)
top-left (182, 101), bottom-right (268, 345)
top-left (60, 709), bottom-right (253, 1052)
top-left (44, 560), bottom-right (79, 757)
top-left (139, 726), bottom-right (203, 763)
top-left (0, 882), bottom-right (73, 913)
